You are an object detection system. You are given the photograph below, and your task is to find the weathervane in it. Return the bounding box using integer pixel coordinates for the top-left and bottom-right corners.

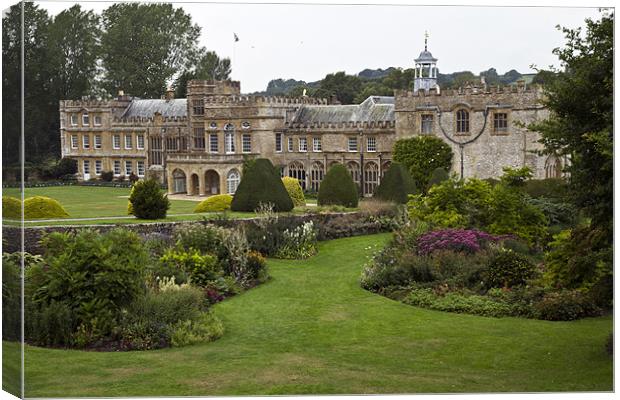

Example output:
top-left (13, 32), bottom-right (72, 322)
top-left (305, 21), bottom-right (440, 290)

top-left (424, 30), bottom-right (429, 51)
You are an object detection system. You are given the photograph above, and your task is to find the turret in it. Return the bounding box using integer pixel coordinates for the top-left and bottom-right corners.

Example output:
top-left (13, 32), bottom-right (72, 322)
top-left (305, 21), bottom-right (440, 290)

top-left (413, 31), bottom-right (440, 94)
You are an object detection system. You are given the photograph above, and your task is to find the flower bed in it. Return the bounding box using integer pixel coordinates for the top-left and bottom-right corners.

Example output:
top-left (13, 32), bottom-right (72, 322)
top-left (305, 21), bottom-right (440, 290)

top-left (361, 222), bottom-right (603, 321)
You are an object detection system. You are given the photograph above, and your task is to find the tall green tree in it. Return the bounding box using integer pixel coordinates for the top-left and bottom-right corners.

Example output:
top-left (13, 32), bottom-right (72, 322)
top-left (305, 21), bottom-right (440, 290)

top-left (319, 71), bottom-right (362, 104)
top-left (48, 5), bottom-right (101, 99)
top-left (393, 136), bottom-right (453, 192)
top-left (530, 11), bottom-right (613, 305)
top-left (480, 68), bottom-right (500, 85)
top-left (2, 3), bottom-right (55, 166)
top-left (100, 3), bottom-right (200, 98)
top-left (381, 68), bottom-right (415, 90)
top-left (174, 50), bottom-right (231, 97)
top-left (530, 11), bottom-right (613, 241)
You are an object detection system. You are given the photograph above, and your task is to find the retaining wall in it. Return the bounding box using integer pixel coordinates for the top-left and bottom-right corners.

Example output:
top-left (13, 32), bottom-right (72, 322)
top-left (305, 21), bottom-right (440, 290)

top-left (3, 211), bottom-right (399, 254)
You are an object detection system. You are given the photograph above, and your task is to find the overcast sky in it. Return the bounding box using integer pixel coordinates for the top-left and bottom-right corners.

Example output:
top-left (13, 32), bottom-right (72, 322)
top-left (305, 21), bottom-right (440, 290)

top-left (36, 0), bottom-right (603, 93)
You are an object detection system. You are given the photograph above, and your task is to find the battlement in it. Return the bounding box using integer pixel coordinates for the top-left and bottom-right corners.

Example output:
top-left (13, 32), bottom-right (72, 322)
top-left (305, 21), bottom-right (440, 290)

top-left (397, 82), bottom-right (541, 98)
top-left (284, 120), bottom-right (395, 130)
top-left (112, 115), bottom-right (188, 124)
top-left (186, 79), bottom-right (242, 96)
top-left (60, 99), bottom-right (115, 108)
top-left (203, 95), bottom-right (329, 106)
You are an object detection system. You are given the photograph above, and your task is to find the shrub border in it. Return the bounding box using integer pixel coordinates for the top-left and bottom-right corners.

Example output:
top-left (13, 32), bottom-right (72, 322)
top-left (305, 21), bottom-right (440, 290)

top-left (4, 211), bottom-right (397, 254)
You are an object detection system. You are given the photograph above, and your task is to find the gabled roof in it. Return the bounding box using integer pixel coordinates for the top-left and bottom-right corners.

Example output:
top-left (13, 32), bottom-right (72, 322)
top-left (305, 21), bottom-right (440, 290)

top-left (288, 96), bottom-right (395, 125)
top-left (122, 99), bottom-right (187, 118)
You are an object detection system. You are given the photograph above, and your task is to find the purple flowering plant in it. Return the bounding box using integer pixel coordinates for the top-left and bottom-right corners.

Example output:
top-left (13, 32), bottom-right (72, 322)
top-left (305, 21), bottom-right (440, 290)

top-left (417, 228), bottom-right (511, 256)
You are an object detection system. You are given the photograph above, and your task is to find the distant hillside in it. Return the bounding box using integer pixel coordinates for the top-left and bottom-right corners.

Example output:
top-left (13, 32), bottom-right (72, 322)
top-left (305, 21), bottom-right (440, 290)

top-left (357, 67), bottom-right (397, 80)
top-left (255, 67), bottom-right (540, 103)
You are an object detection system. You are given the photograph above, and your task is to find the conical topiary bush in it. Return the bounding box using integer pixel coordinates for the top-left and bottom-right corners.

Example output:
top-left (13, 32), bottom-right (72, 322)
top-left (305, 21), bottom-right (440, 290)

top-left (281, 177), bottom-right (305, 207)
top-left (317, 164), bottom-right (359, 208)
top-left (231, 158), bottom-right (294, 212)
top-left (427, 167), bottom-right (450, 191)
top-left (374, 162), bottom-right (418, 203)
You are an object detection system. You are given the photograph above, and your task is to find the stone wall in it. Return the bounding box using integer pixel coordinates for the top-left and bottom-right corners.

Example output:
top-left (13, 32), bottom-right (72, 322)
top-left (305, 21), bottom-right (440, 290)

top-left (4, 211), bottom-right (397, 255)
top-left (394, 85), bottom-right (552, 179)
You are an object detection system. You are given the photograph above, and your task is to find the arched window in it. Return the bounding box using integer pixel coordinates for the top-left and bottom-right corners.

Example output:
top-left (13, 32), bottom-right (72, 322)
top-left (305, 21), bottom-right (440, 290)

top-left (456, 109), bottom-right (470, 133)
top-left (288, 161), bottom-right (306, 190)
top-left (364, 162), bottom-right (379, 196)
top-left (310, 161), bottom-right (324, 192)
top-left (545, 155), bottom-right (563, 179)
top-left (227, 169), bottom-right (241, 194)
top-left (224, 123), bottom-right (235, 153)
top-left (172, 169), bottom-right (187, 194)
top-left (347, 161), bottom-right (360, 184)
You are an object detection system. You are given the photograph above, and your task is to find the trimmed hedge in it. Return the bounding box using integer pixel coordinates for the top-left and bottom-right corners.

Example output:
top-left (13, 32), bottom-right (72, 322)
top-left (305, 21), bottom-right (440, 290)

top-left (128, 179), bottom-right (170, 219)
top-left (194, 194), bottom-right (233, 213)
top-left (374, 162), bottom-right (417, 203)
top-left (427, 167), bottom-right (449, 189)
top-left (523, 178), bottom-right (568, 199)
top-left (317, 164), bottom-right (359, 208)
top-left (3, 196), bottom-right (21, 219)
top-left (282, 177), bottom-right (305, 207)
top-left (23, 196), bottom-right (69, 219)
top-left (231, 158), bottom-right (294, 212)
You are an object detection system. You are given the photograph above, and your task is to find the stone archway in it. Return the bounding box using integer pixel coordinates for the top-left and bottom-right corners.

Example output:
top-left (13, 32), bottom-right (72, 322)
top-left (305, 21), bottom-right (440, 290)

top-left (545, 155), bottom-right (563, 179)
top-left (172, 169), bottom-right (187, 194)
top-left (205, 170), bottom-right (220, 195)
top-left (190, 173), bottom-right (200, 195)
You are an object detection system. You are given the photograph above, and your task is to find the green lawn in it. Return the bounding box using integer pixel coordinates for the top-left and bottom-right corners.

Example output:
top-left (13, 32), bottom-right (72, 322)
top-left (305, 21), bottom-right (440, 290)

top-left (1, 186), bottom-right (336, 226)
top-left (3, 186), bottom-right (198, 218)
top-left (15, 234), bottom-right (612, 397)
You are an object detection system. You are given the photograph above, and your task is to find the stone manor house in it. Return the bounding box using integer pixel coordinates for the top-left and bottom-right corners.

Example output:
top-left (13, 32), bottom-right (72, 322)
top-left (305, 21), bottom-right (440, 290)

top-left (59, 43), bottom-right (564, 197)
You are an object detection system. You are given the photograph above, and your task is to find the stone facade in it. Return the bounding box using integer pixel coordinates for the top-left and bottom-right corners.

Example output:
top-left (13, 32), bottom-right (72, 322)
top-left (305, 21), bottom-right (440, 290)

top-left (394, 83), bottom-right (562, 180)
top-left (59, 45), bottom-right (564, 196)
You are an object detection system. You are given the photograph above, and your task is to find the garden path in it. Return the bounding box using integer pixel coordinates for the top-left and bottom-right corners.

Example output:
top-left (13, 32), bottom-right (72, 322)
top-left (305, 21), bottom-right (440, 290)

top-left (17, 234), bottom-right (613, 396)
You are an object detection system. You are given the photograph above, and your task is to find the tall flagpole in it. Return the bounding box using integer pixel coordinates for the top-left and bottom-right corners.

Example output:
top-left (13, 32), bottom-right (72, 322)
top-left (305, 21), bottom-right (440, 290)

top-left (233, 33), bottom-right (239, 80)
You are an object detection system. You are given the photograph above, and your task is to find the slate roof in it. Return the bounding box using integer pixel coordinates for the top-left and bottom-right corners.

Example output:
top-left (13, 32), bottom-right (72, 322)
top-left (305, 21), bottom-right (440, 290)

top-left (122, 99), bottom-right (187, 118)
top-left (288, 96), bottom-right (395, 125)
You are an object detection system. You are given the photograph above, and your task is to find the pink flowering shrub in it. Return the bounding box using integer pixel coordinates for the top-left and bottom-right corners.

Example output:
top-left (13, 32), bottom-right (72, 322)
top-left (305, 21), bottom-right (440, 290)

top-left (417, 229), bottom-right (510, 256)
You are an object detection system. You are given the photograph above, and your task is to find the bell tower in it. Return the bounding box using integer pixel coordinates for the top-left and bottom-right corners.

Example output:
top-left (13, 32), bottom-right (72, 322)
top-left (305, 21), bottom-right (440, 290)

top-left (413, 31), bottom-right (439, 93)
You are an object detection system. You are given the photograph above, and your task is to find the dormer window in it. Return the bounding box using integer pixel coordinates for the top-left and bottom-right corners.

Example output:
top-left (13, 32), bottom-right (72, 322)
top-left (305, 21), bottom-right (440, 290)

top-left (456, 109), bottom-right (470, 133)
top-left (242, 121), bottom-right (251, 130)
